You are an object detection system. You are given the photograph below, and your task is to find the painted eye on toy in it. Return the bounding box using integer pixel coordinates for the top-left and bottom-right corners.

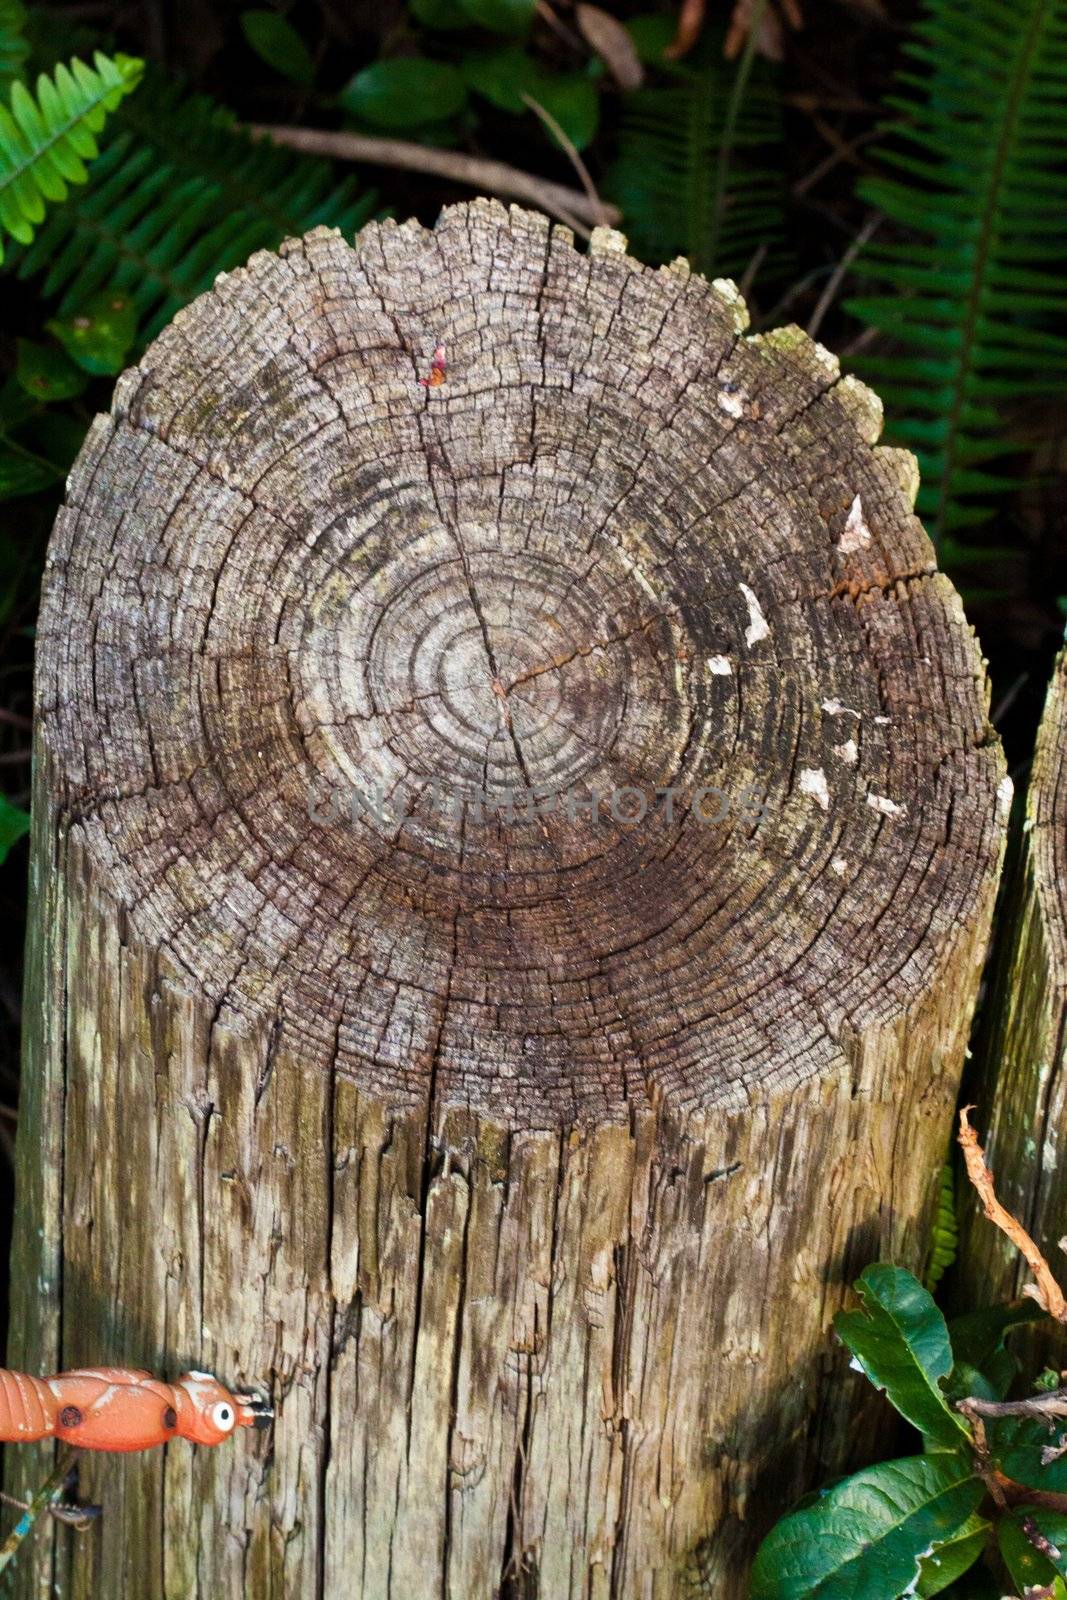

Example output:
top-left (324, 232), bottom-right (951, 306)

top-left (210, 1402), bottom-right (235, 1433)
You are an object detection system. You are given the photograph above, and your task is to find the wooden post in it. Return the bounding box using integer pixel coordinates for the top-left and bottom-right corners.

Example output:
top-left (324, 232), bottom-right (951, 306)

top-left (9, 201), bottom-right (1007, 1598)
top-left (958, 649), bottom-right (1067, 1312)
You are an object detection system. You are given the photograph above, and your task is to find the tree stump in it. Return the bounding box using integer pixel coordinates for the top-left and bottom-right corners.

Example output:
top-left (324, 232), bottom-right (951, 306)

top-left (959, 649), bottom-right (1067, 1317)
top-left (10, 201), bottom-right (1008, 1598)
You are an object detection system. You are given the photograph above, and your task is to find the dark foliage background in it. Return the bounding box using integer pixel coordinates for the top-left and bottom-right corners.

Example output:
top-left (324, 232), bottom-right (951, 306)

top-left (0, 0), bottom-right (1064, 1369)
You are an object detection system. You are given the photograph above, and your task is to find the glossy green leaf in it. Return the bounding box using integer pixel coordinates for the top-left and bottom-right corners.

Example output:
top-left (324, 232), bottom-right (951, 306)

top-left (915, 1513), bottom-right (991, 1596)
top-left (948, 1301), bottom-right (1045, 1399)
top-left (15, 338), bottom-right (88, 400)
top-left (750, 1455), bottom-right (984, 1600)
top-left (999, 1509), bottom-right (1067, 1597)
top-left (835, 1265), bottom-right (968, 1449)
top-left (342, 59), bottom-right (467, 129)
top-left (462, 46), bottom-right (538, 112)
top-left (532, 73), bottom-right (599, 152)
top-left (240, 11), bottom-right (315, 87)
top-left (0, 794), bottom-right (29, 862)
top-left (47, 289), bottom-right (137, 374)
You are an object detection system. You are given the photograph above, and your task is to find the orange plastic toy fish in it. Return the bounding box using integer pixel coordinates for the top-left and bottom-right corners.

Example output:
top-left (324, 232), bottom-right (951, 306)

top-left (0, 1367), bottom-right (271, 1453)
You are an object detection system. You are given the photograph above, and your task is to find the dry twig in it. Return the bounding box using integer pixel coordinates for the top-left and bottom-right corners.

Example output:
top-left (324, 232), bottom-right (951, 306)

top-left (246, 126), bottom-right (621, 237)
top-left (520, 94), bottom-right (613, 228)
top-left (958, 1106), bottom-right (1067, 1321)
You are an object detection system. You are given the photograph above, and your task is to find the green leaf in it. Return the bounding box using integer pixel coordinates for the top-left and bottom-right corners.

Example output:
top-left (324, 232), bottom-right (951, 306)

top-left (15, 338), bottom-right (88, 400)
top-left (749, 1455), bottom-right (985, 1600)
top-left (532, 73), bottom-right (599, 152)
top-left (342, 59), bottom-right (467, 129)
top-left (916, 1513), bottom-right (991, 1596)
top-left (47, 289), bottom-right (137, 375)
top-left (459, 0), bottom-right (534, 34)
top-left (835, 1265), bottom-right (969, 1449)
top-left (991, 1412), bottom-right (1067, 1497)
top-left (939, 1360), bottom-right (999, 1410)
top-left (0, 794), bottom-right (29, 862)
top-left (1010, 1508), bottom-right (1067, 1579)
top-left (462, 45), bottom-right (538, 112)
top-left (0, 51), bottom-right (144, 264)
top-left (240, 11), bottom-right (315, 87)
top-left (948, 1301), bottom-right (1045, 1400)
top-left (999, 1508), bottom-right (1067, 1596)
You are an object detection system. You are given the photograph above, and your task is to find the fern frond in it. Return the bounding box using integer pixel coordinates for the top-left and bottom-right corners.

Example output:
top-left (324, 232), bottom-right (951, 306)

top-left (849, 0), bottom-right (1067, 546)
top-left (604, 35), bottom-right (786, 281)
top-left (14, 76), bottom-right (377, 342)
top-left (0, 51), bottom-right (143, 265)
top-left (925, 1163), bottom-right (958, 1292)
top-left (0, 0), bottom-right (29, 91)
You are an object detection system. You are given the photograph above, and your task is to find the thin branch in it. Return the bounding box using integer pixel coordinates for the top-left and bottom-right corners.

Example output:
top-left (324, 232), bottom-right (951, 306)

top-left (247, 126), bottom-right (621, 237)
top-left (805, 213), bottom-right (880, 338)
top-left (958, 1390), bottom-right (1067, 1423)
top-left (959, 1106), bottom-right (1067, 1321)
top-left (520, 94), bottom-right (612, 229)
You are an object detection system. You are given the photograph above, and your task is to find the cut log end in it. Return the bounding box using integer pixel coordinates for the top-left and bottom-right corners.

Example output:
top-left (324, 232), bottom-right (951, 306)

top-left (12, 200), bottom-right (1009, 1598)
top-left (39, 200), bottom-right (1001, 1130)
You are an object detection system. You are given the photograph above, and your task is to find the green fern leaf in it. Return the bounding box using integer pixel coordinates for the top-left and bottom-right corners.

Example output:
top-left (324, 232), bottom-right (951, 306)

top-left (0, 0), bottom-right (29, 91)
top-left (0, 50), bottom-right (143, 265)
top-left (925, 1164), bottom-right (958, 1292)
top-left (604, 32), bottom-right (786, 281)
top-left (848, 0), bottom-right (1067, 543)
top-left (12, 74), bottom-right (377, 342)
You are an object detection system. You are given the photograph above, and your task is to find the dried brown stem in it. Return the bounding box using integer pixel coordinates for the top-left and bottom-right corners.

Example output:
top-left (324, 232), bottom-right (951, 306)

top-left (959, 1106), bottom-right (1067, 1321)
top-left (246, 125), bottom-right (620, 236)
top-left (520, 94), bottom-right (612, 228)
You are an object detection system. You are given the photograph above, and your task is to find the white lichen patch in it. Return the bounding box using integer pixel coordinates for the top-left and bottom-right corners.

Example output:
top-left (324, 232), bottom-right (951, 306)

top-left (997, 774), bottom-right (1014, 822)
top-left (821, 697), bottom-right (860, 718)
top-left (839, 494), bottom-right (872, 553)
top-left (707, 655), bottom-right (733, 676)
top-left (717, 389), bottom-right (745, 420)
top-left (711, 277), bottom-right (750, 332)
top-left (739, 583), bottom-right (770, 647)
top-left (874, 715), bottom-right (891, 725)
top-left (833, 739), bottom-right (858, 765)
top-left (831, 856), bottom-right (849, 876)
top-left (800, 768), bottom-right (830, 810)
top-left (867, 792), bottom-right (906, 818)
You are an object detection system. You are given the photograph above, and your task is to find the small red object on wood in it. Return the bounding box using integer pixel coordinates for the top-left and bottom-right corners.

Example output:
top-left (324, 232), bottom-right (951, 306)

top-left (419, 344), bottom-right (447, 387)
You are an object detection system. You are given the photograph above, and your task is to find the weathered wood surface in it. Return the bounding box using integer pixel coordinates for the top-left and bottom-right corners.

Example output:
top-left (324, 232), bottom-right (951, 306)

top-left (959, 649), bottom-right (1067, 1316)
top-left (9, 200), bottom-right (1008, 1598)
